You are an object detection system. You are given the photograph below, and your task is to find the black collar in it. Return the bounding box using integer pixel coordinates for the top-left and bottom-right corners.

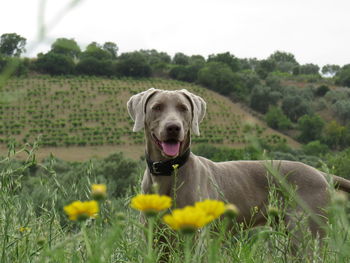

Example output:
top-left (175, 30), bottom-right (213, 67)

top-left (146, 148), bottom-right (191, 176)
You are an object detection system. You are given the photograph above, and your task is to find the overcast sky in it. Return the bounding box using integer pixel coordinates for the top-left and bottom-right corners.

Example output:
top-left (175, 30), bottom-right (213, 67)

top-left (1, 0), bottom-right (349, 67)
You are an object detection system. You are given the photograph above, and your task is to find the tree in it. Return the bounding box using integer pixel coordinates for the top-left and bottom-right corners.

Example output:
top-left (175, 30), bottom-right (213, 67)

top-left (250, 85), bottom-right (280, 113)
top-left (302, 140), bottom-right (329, 156)
top-left (335, 64), bottom-right (350, 88)
top-left (321, 64), bottom-right (340, 77)
top-left (115, 51), bottom-right (152, 77)
top-left (35, 52), bottom-right (75, 75)
top-left (207, 52), bottom-right (240, 72)
top-left (103, 42), bottom-right (118, 59)
top-left (282, 95), bottom-right (311, 122)
top-left (265, 106), bottom-right (292, 130)
top-left (315, 85), bottom-right (329, 97)
top-left (189, 55), bottom-right (205, 65)
top-left (197, 62), bottom-right (240, 95)
top-left (333, 100), bottom-right (350, 123)
top-left (76, 56), bottom-right (114, 76)
top-left (0, 33), bottom-right (26, 57)
top-left (51, 38), bottom-right (81, 59)
top-left (81, 42), bottom-right (112, 60)
top-left (256, 59), bottom-right (276, 79)
top-left (298, 63), bottom-right (320, 75)
top-left (173, 52), bottom-right (189, 65)
top-left (322, 120), bottom-right (348, 150)
top-left (169, 64), bottom-right (202, 83)
top-left (297, 114), bottom-right (325, 143)
top-left (267, 50), bottom-right (299, 73)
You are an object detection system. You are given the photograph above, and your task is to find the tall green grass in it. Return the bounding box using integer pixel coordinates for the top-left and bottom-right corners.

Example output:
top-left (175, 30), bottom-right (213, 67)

top-left (1, 143), bottom-right (350, 262)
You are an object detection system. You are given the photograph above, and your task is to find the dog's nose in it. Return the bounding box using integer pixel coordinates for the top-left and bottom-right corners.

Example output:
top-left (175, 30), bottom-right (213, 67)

top-left (166, 123), bottom-right (181, 137)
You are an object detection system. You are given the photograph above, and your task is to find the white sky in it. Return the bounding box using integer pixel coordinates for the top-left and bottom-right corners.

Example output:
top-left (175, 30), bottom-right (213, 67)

top-left (1, 0), bottom-right (349, 67)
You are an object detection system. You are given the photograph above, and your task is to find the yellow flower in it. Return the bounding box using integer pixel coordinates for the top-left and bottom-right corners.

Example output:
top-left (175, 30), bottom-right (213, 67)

top-left (64, 200), bottom-right (99, 221)
top-left (19, 227), bottom-right (31, 233)
top-left (91, 184), bottom-right (107, 200)
top-left (163, 206), bottom-right (214, 233)
top-left (195, 199), bottom-right (226, 219)
top-left (130, 194), bottom-right (172, 216)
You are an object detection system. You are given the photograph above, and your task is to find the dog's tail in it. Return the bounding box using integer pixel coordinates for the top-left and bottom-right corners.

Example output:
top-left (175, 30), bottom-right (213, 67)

top-left (321, 172), bottom-right (350, 193)
top-left (333, 175), bottom-right (350, 193)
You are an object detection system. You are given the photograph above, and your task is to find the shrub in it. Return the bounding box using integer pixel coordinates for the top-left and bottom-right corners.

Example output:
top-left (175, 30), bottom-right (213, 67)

top-left (332, 100), bottom-right (350, 123)
top-left (282, 95), bottom-right (311, 122)
top-left (197, 62), bottom-right (240, 95)
top-left (297, 114), bottom-right (325, 143)
top-left (265, 106), bottom-right (292, 130)
top-left (35, 52), bottom-right (75, 75)
top-left (315, 85), bottom-right (330, 97)
top-left (325, 149), bottom-right (350, 179)
top-left (250, 85), bottom-right (280, 113)
top-left (76, 57), bottom-right (114, 76)
top-left (302, 140), bottom-right (329, 156)
top-left (115, 52), bottom-right (152, 77)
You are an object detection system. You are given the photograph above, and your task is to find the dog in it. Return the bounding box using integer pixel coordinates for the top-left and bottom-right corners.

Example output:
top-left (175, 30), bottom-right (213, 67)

top-left (127, 88), bottom-right (350, 238)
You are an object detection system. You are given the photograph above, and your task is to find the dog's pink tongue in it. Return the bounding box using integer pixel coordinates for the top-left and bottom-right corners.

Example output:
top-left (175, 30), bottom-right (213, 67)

top-left (161, 141), bottom-right (180, 157)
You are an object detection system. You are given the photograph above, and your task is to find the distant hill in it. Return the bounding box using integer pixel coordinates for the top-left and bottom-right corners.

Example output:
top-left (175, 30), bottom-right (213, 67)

top-left (0, 75), bottom-right (299, 161)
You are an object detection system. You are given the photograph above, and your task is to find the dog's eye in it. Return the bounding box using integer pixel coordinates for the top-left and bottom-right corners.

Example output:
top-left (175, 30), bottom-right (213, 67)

top-left (178, 104), bottom-right (188, 112)
top-left (152, 104), bottom-right (162, 111)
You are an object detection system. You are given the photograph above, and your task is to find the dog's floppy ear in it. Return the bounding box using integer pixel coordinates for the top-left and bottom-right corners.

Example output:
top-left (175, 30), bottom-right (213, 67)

top-left (180, 89), bottom-right (206, 136)
top-left (127, 88), bottom-right (157, 132)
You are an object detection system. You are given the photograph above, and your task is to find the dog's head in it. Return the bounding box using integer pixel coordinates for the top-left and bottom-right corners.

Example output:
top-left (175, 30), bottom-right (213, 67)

top-left (127, 88), bottom-right (206, 158)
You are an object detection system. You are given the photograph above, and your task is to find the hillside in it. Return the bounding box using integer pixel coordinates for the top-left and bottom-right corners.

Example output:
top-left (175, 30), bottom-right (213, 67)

top-left (0, 75), bottom-right (299, 161)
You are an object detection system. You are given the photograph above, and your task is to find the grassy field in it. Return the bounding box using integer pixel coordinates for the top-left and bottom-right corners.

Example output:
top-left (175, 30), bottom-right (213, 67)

top-left (1, 147), bottom-right (350, 263)
top-left (0, 75), bottom-right (298, 161)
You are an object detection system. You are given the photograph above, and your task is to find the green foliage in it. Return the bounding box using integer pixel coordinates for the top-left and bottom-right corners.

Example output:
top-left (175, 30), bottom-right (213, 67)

top-left (103, 42), bottom-right (118, 59)
top-left (207, 52), bottom-right (240, 72)
top-left (76, 56), bottom-right (114, 76)
top-left (315, 85), bottom-right (330, 97)
top-left (173, 52), bottom-right (190, 65)
top-left (297, 114), bottom-right (325, 143)
top-left (197, 62), bottom-right (240, 95)
top-left (322, 120), bottom-right (350, 150)
top-left (115, 51), bottom-right (152, 77)
top-left (256, 59), bottom-right (276, 79)
top-left (236, 70), bottom-right (261, 94)
top-left (0, 33), bottom-right (26, 57)
top-left (265, 106), bottom-right (292, 130)
top-left (325, 148), bottom-right (350, 179)
top-left (51, 38), bottom-right (81, 59)
top-left (267, 50), bottom-right (299, 74)
top-left (332, 100), bottom-right (350, 123)
top-left (265, 74), bottom-right (282, 91)
top-left (35, 52), bottom-right (75, 75)
top-left (81, 42), bottom-right (113, 60)
top-left (335, 64), bottom-right (350, 87)
top-left (296, 63), bottom-right (320, 75)
top-left (322, 64), bottom-right (340, 76)
top-left (169, 64), bottom-right (202, 82)
top-left (192, 144), bottom-right (261, 162)
top-left (250, 85), bottom-right (280, 113)
top-left (282, 95), bottom-right (311, 122)
top-left (302, 140), bottom-right (329, 156)
top-left (6, 152), bottom-right (141, 216)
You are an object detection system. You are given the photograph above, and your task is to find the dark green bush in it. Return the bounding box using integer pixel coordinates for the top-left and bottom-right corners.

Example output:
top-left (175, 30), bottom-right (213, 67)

top-left (265, 106), bottom-right (292, 130)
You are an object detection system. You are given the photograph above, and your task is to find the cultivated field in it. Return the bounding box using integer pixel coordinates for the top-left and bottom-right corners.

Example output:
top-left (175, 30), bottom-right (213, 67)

top-left (0, 76), bottom-right (297, 161)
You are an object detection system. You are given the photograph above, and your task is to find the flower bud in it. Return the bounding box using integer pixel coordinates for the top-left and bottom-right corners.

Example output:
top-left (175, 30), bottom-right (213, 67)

top-left (224, 204), bottom-right (239, 219)
top-left (91, 184), bottom-right (107, 201)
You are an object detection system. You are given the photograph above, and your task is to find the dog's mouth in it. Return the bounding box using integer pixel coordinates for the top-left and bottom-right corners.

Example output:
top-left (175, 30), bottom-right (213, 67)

top-left (152, 134), bottom-right (181, 157)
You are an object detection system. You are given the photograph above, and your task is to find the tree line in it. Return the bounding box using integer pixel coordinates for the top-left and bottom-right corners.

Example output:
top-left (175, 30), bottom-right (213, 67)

top-left (1, 32), bottom-right (350, 88)
top-left (1, 32), bottom-right (350, 150)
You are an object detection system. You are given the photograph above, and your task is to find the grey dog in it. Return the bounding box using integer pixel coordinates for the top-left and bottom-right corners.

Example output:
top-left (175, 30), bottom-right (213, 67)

top-left (127, 88), bottom-right (350, 237)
